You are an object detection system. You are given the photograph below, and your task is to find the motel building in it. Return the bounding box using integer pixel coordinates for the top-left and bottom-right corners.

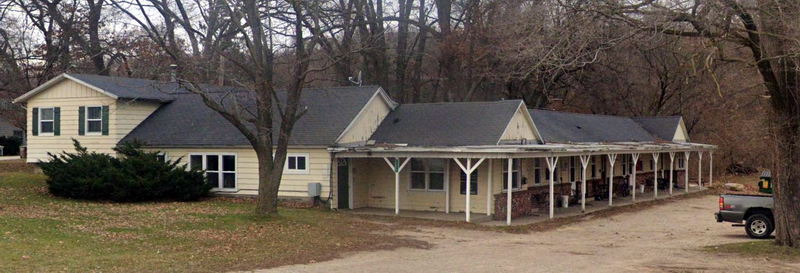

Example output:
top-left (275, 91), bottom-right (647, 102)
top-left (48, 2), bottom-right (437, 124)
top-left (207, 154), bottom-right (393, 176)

top-left (14, 74), bottom-right (715, 225)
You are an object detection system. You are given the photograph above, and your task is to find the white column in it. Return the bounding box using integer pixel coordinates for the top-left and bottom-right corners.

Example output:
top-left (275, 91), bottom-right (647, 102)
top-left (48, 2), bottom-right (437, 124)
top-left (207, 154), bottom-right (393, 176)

top-left (607, 154), bottom-right (617, 206)
top-left (579, 155), bottom-right (590, 213)
top-left (545, 156), bottom-right (559, 219)
top-left (668, 152), bottom-right (675, 195)
top-left (684, 151), bottom-right (691, 192)
top-left (383, 157), bottom-right (411, 215)
top-left (445, 162), bottom-right (450, 213)
top-left (453, 157), bottom-right (485, 223)
top-left (631, 153), bottom-right (640, 201)
top-left (487, 159), bottom-right (493, 216)
top-left (652, 153), bottom-right (659, 199)
top-left (506, 158), bottom-right (513, 225)
top-left (697, 151), bottom-right (703, 187)
top-left (709, 152), bottom-right (713, 186)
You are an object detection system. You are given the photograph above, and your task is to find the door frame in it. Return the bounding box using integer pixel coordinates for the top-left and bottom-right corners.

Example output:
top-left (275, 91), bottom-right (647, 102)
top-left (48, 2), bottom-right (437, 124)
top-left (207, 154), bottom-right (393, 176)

top-left (337, 158), bottom-right (353, 209)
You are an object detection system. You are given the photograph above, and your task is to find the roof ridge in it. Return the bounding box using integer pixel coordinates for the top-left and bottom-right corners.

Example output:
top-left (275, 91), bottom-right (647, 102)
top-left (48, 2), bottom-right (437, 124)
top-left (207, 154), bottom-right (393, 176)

top-left (631, 116), bottom-right (682, 119)
top-left (530, 108), bottom-right (634, 119)
top-left (401, 99), bottom-right (522, 106)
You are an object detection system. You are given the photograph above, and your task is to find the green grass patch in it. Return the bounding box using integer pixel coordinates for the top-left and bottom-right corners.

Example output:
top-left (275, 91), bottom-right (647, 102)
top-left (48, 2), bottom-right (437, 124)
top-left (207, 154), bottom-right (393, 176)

top-left (0, 171), bottom-right (425, 272)
top-left (704, 241), bottom-right (800, 261)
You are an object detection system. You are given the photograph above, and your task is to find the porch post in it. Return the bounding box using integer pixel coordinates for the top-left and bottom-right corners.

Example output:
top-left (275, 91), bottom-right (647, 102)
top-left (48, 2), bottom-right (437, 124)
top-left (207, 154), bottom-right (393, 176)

top-left (652, 153), bottom-right (660, 199)
top-left (453, 157), bottom-right (485, 223)
top-left (487, 159), bottom-right (493, 216)
top-left (683, 151), bottom-right (691, 192)
top-left (607, 154), bottom-right (617, 206)
top-left (545, 156), bottom-right (559, 219)
top-left (697, 151), bottom-right (703, 187)
top-left (631, 153), bottom-right (640, 201)
top-left (668, 152), bottom-right (676, 195)
top-left (709, 151), bottom-right (713, 186)
top-left (506, 157), bottom-right (513, 225)
top-left (579, 155), bottom-right (590, 213)
top-left (383, 157), bottom-right (411, 215)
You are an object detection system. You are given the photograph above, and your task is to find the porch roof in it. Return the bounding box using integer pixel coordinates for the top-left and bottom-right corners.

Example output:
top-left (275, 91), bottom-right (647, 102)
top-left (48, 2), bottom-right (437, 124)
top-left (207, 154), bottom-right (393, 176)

top-left (330, 141), bottom-right (715, 158)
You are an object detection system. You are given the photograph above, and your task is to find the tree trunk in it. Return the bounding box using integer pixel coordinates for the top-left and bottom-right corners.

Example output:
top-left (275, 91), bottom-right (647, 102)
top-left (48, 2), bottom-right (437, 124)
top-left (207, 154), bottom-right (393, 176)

top-left (772, 112), bottom-right (800, 247)
top-left (255, 148), bottom-right (279, 214)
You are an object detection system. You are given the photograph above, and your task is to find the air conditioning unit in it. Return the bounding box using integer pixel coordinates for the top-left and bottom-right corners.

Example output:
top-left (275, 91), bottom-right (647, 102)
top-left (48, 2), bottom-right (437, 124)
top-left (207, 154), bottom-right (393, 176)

top-left (308, 182), bottom-right (322, 197)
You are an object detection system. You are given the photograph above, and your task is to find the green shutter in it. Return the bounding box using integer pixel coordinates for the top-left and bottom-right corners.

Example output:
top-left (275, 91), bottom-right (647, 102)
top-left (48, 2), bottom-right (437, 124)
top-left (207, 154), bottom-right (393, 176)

top-left (32, 107), bottom-right (39, 136)
top-left (53, 107), bottom-right (61, 136)
top-left (101, 105), bottom-right (109, 136)
top-left (78, 106), bottom-right (85, 136)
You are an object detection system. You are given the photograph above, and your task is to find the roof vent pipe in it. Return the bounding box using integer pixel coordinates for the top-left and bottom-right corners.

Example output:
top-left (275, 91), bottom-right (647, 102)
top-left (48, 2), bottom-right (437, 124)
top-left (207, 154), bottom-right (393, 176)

top-left (169, 64), bottom-right (178, 82)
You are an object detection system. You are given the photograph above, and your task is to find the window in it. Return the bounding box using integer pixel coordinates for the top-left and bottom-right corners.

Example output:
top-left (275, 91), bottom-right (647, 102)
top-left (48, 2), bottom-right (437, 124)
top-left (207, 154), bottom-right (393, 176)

top-left (12, 130), bottom-right (23, 139)
top-left (677, 157), bottom-right (685, 169)
top-left (286, 154), bottom-right (308, 173)
top-left (590, 157), bottom-right (596, 178)
top-left (39, 108), bottom-right (55, 134)
top-left (156, 153), bottom-right (167, 162)
top-left (460, 170), bottom-right (478, 195)
top-left (621, 155), bottom-right (630, 175)
top-left (409, 159), bottom-right (445, 191)
top-left (502, 159), bottom-right (521, 190)
top-left (534, 159), bottom-right (542, 184)
top-left (636, 159), bottom-right (643, 171)
top-left (86, 106), bottom-right (103, 134)
top-left (569, 157), bottom-right (576, 182)
top-left (190, 154), bottom-right (237, 190)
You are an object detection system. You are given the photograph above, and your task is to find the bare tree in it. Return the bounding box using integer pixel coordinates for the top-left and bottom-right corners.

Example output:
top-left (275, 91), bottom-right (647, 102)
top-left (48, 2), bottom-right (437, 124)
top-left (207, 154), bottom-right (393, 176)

top-left (114, 0), bottom-right (332, 215)
top-left (586, 0), bottom-right (800, 247)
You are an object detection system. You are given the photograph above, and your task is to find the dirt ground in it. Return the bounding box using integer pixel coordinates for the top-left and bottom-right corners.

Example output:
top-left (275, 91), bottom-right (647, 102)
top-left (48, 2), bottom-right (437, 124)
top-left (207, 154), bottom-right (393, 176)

top-left (263, 195), bottom-right (800, 273)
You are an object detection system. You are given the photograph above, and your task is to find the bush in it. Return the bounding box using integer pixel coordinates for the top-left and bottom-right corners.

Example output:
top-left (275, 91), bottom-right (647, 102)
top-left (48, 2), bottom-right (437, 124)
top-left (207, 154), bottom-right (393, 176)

top-left (41, 140), bottom-right (210, 202)
top-left (0, 136), bottom-right (22, 156)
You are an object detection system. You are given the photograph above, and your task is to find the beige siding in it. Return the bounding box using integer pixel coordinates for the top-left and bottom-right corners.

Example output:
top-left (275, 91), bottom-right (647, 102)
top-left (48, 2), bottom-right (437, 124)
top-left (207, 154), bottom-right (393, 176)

top-left (25, 79), bottom-right (160, 162)
top-left (337, 92), bottom-right (391, 144)
top-left (674, 120), bottom-right (689, 142)
top-left (500, 106), bottom-right (538, 143)
top-left (354, 158), bottom-right (507, 214)
top-left (155, 147), bottom-right (332, 198)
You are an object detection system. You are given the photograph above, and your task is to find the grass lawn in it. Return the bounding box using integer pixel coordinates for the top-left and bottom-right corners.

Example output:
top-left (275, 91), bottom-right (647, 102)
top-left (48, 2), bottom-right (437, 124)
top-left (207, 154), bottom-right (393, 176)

top-left (0, 167), bottom-right (425, 272)
top-left (705, 241), bottom-right (800, 262)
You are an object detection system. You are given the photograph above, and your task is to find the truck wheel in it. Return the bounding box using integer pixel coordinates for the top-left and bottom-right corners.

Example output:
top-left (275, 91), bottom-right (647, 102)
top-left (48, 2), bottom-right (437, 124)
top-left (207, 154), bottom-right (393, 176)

top-left (745, 214), bottom-right (774, 239)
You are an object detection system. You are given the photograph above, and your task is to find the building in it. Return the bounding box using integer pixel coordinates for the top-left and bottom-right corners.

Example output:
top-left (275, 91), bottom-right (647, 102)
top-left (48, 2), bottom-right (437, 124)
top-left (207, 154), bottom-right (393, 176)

top-left (14, 73), bottom-right (715, 224)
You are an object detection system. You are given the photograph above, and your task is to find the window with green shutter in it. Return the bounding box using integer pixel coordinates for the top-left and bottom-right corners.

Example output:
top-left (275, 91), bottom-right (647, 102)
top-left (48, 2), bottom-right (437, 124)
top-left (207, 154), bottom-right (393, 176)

top-left (38, 107), bottom-right (56, 135)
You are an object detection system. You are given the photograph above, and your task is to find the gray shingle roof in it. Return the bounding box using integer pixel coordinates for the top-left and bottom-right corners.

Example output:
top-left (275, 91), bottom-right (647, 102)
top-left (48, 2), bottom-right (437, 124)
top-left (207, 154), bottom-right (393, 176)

top-left (369, 100), bottom-right (524, 146)
top-left (632, 116), bottom-right (683, 141)
top-left (69, 74), bottom-right (177, 102)
top-left (529, 109), bottom-right (657, 143)
top-left (120, 85), bottom-right (383, 147)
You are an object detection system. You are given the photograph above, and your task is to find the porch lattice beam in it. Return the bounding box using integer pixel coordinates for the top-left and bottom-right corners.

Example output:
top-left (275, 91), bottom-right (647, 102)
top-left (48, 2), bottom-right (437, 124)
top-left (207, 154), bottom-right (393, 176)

top-left (383, 157), bottom-right (411, 215)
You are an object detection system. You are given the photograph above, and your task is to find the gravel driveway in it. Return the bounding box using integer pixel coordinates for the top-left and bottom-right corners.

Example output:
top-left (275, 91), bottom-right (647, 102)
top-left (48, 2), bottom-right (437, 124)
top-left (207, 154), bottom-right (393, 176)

top-left (263, 195), bottom-right (800, 272)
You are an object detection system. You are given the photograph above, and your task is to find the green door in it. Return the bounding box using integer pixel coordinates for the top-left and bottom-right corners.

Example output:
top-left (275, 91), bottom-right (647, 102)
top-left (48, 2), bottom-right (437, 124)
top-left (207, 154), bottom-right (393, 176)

top-left (337, 159), bottom-right (350, 209)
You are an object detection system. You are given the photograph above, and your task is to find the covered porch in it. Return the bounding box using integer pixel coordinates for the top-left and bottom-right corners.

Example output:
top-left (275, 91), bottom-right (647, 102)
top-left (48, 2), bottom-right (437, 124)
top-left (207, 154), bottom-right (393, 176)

top-left (346, 184), bottom-right (706, 226)
top-left (331, 142), bottom-right (716, 226)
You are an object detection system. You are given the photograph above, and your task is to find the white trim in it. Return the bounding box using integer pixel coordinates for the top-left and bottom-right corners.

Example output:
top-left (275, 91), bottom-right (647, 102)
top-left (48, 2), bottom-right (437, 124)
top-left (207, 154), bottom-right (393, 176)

top-left (13, 74), bottom-right (119, 103)
top-left (38, 107), bottom-right (56, 136)
top-left (84, 105), bottom-right (104, 135)
top-left (285, 153), bottom-right (310, 174)
top-left (348, 159), bottom-right (354, 210)
top-left (333, 87), bottom-right (398, 143)
top-left (496, 102), bottom-right (543, 145)
top-left (188, 152), bottom-right (239, 192)
top-left (407, 158), bottom-right (447, 192)
top-left (675, 117), bottom-right (691, 142)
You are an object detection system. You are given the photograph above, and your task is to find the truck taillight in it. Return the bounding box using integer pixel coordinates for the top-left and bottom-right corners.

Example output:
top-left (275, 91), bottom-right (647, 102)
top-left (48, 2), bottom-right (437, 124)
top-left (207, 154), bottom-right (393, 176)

top-left (719, 196), bottom-right (724, 210)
